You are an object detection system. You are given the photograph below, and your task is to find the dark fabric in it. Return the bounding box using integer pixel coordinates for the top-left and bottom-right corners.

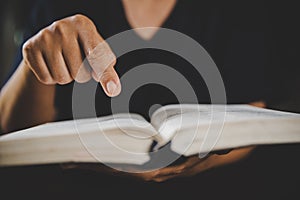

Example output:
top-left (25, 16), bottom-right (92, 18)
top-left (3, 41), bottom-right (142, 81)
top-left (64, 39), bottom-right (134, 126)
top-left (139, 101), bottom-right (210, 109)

top-left (1, 144), bottom-right (300, 200)
top-left (4, 1), bottom-right (300, 199)
top-left (55, 0), bottom-right (271, 120)
top-left (9, 0), bottom-right (296, 120)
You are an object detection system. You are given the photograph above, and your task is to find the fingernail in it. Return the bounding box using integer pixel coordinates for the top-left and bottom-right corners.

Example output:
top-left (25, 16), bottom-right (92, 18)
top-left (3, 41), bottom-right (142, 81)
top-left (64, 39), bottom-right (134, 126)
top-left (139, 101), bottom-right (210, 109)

top-left (106, 80), bottom-right (119, 96)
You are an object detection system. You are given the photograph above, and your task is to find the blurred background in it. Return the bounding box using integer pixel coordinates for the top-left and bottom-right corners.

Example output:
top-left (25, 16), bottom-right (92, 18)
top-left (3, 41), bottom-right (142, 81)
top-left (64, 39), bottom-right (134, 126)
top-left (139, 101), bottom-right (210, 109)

top-left (0, 0), bottom-right (35, 86)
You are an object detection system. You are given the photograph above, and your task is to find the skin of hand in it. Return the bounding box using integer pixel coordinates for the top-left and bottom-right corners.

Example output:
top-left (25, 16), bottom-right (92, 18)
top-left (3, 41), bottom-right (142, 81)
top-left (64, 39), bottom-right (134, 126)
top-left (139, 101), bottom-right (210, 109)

top-left (61, 102), bottom-right (265, 182)
top-left (0, 14), bottom-right (122, 133)
top-left (22, 14), bottom-right (121, 97)
top-left (1, 11), bottom-right (266, 182)
top-left (61, 146), bottom-right (254, 182)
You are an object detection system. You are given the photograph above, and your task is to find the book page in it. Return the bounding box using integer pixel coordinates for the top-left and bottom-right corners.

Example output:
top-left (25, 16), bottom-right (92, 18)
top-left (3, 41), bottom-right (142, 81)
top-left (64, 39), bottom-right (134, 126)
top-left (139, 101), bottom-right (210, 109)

top-left (0, 113), bottom-right (158, 166)
top-left (0, 113), bottom-right (152, 141)
top-left (150, 104), bottom-right (227, 145)
top-left (151, 104), bottom-right (300, 150)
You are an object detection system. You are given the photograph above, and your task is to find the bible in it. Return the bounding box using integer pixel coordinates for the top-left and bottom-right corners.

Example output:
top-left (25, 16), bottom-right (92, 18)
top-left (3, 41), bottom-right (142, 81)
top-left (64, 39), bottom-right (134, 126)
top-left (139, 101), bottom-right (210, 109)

top-left (0, 104), bottom-right (300, 167)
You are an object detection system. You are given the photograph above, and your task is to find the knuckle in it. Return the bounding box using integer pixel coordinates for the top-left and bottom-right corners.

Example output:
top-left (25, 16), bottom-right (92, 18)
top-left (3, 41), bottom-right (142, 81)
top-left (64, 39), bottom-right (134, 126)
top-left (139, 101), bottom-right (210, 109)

top-left (56, 75), bottom-right (73, 85)
top-left (75, 74), bottom-right (91, 83)
top-left (89, 47), bottom-right (117, 68)
top-left (72, 14), bottom-right (95, 29)
top-left (39, 28), bottom-right (52, 37)
top-left (99, 70), bottom-right (112, 83)
top-left (38, 28), bottom-right (53, 42)
top-left (38, 75), bottom-right (53, 85)
top-left (50, 20), bottom-right (70, 38)
top-left (22, 40), bottom-right (34, 54)
top-left (22, 40), bottom-right (37, 65)
top-left (75, 78), bottom-right (87, 84)
top-left (22, 40), bottom-right (32, 51)
top-left (70, 67), bottom-right (82, 79)
top-left (72, 14), bottom-right (89, 23)
top-left (70, 71), bottom-right (79, 80)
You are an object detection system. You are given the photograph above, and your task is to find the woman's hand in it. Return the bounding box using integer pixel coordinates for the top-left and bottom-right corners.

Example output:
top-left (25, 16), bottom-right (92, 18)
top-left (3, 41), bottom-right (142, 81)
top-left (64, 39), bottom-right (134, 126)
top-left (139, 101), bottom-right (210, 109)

top-left (61, 102), bottom-right (265, 182)
top-left (61, 146), bottom-right (254, 182)
top-left (134, 102), bottom-right (266, 181)
top-left (22, 14), bottom-right (121, 96)
top-left (131, 146), bottom-right (254, 182)
top-left (0, 14), bottom-right (122, 133)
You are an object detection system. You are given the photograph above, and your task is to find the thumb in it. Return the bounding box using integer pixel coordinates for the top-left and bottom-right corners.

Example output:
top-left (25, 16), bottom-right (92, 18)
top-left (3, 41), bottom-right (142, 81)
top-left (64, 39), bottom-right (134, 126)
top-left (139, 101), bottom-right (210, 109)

top-left (92, 66), bottom-right (121, 97)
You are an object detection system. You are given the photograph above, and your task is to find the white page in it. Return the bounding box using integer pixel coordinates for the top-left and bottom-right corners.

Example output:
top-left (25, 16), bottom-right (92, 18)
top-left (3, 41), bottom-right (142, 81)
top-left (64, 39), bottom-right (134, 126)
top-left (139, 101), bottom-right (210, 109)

top-left (151, 104), bottom-right (300, 150)
top-left (160, 105), bottom-right (300, 156)
top-left (0, 113), bottom-right (157, 166)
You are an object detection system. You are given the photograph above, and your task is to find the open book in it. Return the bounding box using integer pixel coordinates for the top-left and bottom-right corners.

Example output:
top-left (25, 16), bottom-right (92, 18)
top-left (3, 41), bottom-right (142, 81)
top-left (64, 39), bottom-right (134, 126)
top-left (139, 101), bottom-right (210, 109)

top-left (0, 104), bottom-right (300, 168)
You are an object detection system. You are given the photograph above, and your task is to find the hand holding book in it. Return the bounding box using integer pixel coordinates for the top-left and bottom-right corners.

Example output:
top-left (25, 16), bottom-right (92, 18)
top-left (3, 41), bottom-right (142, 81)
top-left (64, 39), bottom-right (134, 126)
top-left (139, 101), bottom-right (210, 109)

top-left (59, 102), bottom-right (264, 182)
top-left (60, 146), bottom-right (253, 182)
top-left (1, 102), bottom-right (300, 182)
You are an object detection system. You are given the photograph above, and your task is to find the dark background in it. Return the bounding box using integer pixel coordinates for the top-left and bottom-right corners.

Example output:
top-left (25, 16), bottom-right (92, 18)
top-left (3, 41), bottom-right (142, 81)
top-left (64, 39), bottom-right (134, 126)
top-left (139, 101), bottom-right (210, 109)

top-left (0, 0), bottom-right (35, 86)
top-left (1, 0), bottom-right (299, 111)
top-left (0, 1), bottom-right (299, 199)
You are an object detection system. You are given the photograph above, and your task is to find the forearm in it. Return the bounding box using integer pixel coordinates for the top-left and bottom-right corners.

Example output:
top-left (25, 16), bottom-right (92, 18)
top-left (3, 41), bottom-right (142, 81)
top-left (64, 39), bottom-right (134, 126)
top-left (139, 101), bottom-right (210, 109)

top-left (0, 61), bottom-right (56, 134)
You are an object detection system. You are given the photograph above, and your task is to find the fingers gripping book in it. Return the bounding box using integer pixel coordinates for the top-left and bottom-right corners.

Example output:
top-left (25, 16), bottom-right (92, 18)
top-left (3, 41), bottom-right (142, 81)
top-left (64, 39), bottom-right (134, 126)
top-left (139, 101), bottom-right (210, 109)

top-left (0, 104), bottom-right (300, 167)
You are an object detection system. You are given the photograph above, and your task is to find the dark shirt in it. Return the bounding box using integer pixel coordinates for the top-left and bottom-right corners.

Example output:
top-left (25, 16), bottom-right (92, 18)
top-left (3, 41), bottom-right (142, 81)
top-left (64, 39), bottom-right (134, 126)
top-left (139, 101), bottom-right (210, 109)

top-left (10, 0), bottom-right (293, 121)
top-left (5, 1), bottom-right (300, 199)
